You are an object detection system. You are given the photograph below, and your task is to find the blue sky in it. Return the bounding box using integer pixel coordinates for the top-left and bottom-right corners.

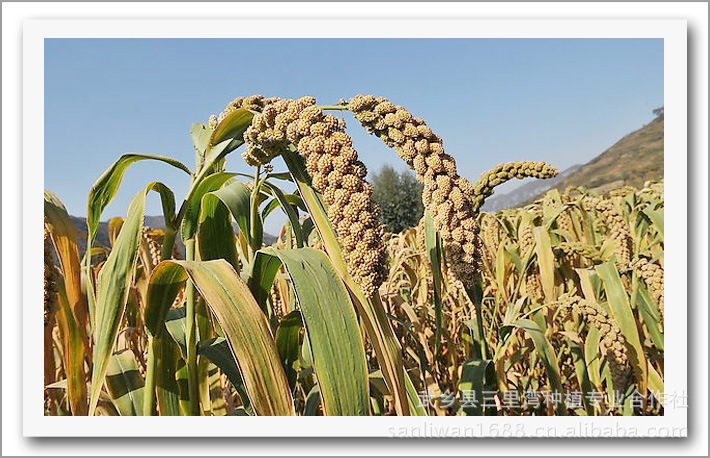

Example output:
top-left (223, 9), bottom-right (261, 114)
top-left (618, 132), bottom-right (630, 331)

top-left (44, 38), bottom-right (663, 234)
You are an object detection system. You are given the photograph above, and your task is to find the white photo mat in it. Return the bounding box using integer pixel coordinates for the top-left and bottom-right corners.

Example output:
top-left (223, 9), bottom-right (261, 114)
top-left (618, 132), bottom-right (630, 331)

top-left (23, 16), bottom-right (686, 438)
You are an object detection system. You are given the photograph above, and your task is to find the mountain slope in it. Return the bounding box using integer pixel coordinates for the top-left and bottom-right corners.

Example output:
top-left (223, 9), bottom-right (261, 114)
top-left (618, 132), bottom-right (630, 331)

top-left (481, 115), bottom-right (664, 210)
top-left (550, 115), bottom-right (664, 193)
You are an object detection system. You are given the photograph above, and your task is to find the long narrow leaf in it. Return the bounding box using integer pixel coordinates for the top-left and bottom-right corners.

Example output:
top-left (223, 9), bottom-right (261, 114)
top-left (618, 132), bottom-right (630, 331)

top-left (509, 319), bottom-right (566, 415)
top-left (151, 260), bottom-right (295, 415)
top-left (281, 148), bottom-right (410, 415)
top-left (596, 261), bottom-right (648, 392)
top-left (89, 184), bottom-right (154, 415)
top-left (87, 154), bottom-right (190, 247)
top-left (105, 350), bottom-right (145, 416)
top-left (260, 247), bottom-right (370, 416)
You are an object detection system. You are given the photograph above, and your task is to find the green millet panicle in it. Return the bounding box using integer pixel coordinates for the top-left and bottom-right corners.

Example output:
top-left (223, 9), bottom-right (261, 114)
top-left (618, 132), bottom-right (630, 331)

top-left (217, 95), bottom-right (286, 166)
top-left (609, 185), bottom-right (638, 197)
top-left (557, 295), bottom-right (632, 392)
top-left (228, 95), bottom-right (387, 296)
top-left (478, 212), bottom-right (501, 268)
top-left (556, 208), bottom-right (577, 241)
top-left (584, 196), bottom-right (633, 270)
top-left (218, 95), bottom-right (281, 122)
top-left (517, 214), bottom-right (543, 300)
top-left (470, 161), bottom-right (559, 213)
top-left (348, 95), bottom-right (481, 285)
top-left (556, 241), bottom-right (604, 263)
top-left (631, 256), bottom-right (664, 316)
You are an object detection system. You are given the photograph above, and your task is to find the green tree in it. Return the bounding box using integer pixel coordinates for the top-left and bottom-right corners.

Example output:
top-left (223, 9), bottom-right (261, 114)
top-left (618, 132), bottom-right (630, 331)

top-left (371, 164), bottom-right (424, 233)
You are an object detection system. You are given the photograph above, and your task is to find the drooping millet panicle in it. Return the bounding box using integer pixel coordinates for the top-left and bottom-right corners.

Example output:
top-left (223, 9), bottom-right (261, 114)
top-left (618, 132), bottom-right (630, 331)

top-left (556, 208), bottom-right (577, 241)
top-left (223, 95), bottom-right (388, 296)
top-left (141, 227), bottom-right (180, 266)
top-left (289, 99), bottom-right (388, 296)
top-left (217, 94), bottom-right (282, 122)
top-left (609, 185), bottom-right (638, 198)
top-left (555, 241), bottom-right (604, 264)
top-left (242, 99), bottom-right (293, 166)
top-left (584, 196), bottom-right (633, 270)
top-left (216, 95), bottom-right (289, 167)
top-left (517, 214), bottom-right (543, 301)
top-left (142, 227), bottom-right (162, 267)
top-left (270, 283), bottom-right (285, 321)
top-left (557, 295), bottom-right (632, 392)
top-left (478, 212), bottom-right (501, 269)
top-left (470, 161), bottom-right (559, 213)
top-left (348, 95), bottom-right (481, 285)
top-left (44, 227), bottom-right (58, 327)
top-left (631, 256), bottom-right (664, 316)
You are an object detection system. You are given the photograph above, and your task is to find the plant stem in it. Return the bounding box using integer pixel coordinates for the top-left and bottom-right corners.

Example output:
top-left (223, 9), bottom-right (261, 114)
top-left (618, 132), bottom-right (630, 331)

top-left (160, 228), bottom-right (177, 260)
top-left (317, 105), bottom-right (349, 111)
top-left (465, 283), bottom-right (489, 361)
top-left (184, 238), bottom-right (200, 416)
top-left (248, 166), bottom-right (262, 259)
top-left (143, 336), bottom-right (156, 416)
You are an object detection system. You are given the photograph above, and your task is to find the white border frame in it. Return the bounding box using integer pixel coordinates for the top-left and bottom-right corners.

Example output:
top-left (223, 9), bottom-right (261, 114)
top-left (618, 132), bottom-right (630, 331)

top-left (21, 17), bottom-right (687, 439)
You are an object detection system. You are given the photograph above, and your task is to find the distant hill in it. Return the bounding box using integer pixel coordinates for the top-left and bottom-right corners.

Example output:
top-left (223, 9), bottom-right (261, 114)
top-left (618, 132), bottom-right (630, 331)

top-left (481, 115), bottom-right (664, 210)
top-left (548, 115), bottom-right (664, 194)
top-left (70, 215), bottom-right (277, 257)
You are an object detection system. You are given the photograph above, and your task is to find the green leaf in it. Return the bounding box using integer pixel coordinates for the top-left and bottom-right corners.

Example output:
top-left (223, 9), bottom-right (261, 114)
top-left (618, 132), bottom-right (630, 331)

top-left (154, 260), bottom-right (295, 416)
top-left (44, 190), bottom-right (89, 416)
top-left (209, 108), bottom-right (253, 153)
top-left (281, 147), bottom-right (410, 415)
top-left (642, 208), bottom-right (664, 237)
top-left (155, 335), bottom-right (182, 416)
top-left (205, 180), bottom-right (254, 248)
top-left (260, 247), bottom-right (370, 416)
top-left (89, 187), bottom-right (148, 415)
top-left (458, 359), bottom-right (495, 416)
top-left (584, 325), bottom-right (603, 392)
top-left (275, 311), bottom-right (303, 391)
top-left (164, 307), bottom-right (188, 359)
top-left (533, 226), bottom-right (556, 301)
top-left (596, 261), bottom-right (648, 392)
top-left (565, 337), bottom-right (595, 415)
top-left (304, 385), bottom-right (321, 416)
top-left (248, 250), bottom-right (283, 313)
top-left (89, 181), bottom-right (177, 416)
top-left (190, 123), bottom-right (212, 157)
top-left (197, 338), bottom-right (243, 391)
top-left (53, 276), bottom-right (88, 416)
top-left (145, 264), bottom-right (188, 338)
top-left (404, 371), bottom-right (429, 416)
top-left (636, 282), bottom-right (664, 351)
top-left (180, 173), bottom-right (237, 241)
top-left (507, 319), bottom-right (566, 415)
top-left (87, 154), bottom-right (190, 247)
top-left (191, 108), bottom-right (254, 179)
top-left (105, 350), bottom-right (145, 416)
top-left (197, 337), bottom-right (253, 415)
top-left (261, 182), bottom-right (304, 247)
top-left (198, 192), bottom-right (239, 270)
